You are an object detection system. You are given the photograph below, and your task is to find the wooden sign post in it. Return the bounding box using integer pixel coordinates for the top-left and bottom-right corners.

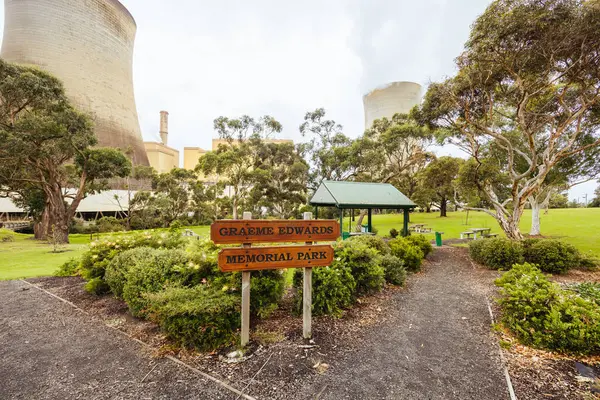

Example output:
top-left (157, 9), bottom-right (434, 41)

top-left (211, 214), bottom-right (339, 346)
top-left (241, 212), bottom-right (252, 347)
top-left (303, 212), bottom-right (313, 339)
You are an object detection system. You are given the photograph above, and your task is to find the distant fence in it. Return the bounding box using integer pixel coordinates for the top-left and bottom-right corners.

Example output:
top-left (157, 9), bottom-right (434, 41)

top-left (0, 221), bottom-right (30, 231)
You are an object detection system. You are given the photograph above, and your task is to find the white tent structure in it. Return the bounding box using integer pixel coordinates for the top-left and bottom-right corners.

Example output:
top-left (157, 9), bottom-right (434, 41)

top-left (0, 190), bottom-right (136, 221)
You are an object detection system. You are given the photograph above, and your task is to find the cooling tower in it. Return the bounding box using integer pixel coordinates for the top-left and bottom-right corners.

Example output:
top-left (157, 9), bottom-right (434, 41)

top-left (1, 0), bottom-right (149, 165)
top-left (363, 81), bottom-right (422, 129)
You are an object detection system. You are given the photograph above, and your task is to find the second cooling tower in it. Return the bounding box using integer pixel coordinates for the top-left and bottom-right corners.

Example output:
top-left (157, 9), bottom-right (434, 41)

top-left (363, 82), bottom-right (422, 129)
top-left (1, 0), bottom-right (149, 165)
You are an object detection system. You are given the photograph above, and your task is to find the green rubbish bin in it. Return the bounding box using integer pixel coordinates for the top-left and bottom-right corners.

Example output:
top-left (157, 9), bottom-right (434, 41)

top-left (435, 232), bottom-right (444, 247)
top-left (342, 231), bottom-right (351, 240)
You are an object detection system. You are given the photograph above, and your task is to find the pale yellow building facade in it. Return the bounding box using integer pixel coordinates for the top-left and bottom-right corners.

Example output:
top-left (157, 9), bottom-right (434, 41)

top-left (144, 142), bottom-right (180, 174)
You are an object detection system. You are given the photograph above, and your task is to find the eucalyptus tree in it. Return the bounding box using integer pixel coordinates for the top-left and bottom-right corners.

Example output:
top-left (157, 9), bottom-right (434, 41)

top-left (416, 0), bottom-right (600, 239)
top-left (0, 60), bottom-right (130, 242)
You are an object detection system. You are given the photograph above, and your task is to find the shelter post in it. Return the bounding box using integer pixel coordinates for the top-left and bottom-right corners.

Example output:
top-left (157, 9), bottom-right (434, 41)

top-left (367, 209), bottom-right (372, 233)
top-left (403, 208), bottom-right (410, 237)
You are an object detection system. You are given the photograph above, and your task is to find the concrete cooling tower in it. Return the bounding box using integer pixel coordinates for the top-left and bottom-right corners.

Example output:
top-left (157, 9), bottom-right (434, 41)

top-left (363, 81), bottom-right (422, 129)
top-left (1, 0), bottom-right (149, 165)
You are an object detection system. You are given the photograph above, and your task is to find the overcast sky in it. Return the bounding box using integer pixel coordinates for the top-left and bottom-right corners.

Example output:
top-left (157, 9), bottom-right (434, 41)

top-left (0, 0), bottom-right (596, 201)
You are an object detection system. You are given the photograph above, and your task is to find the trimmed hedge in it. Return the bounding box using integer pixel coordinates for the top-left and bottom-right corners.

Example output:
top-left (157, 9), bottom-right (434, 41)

top-left (405, 235), bottom-right (433, 257)
top-left (80, 230), bottom-right (185, 293)
top-left (379, 254), bottom-right (406, 286)
top-left (294, 264), bottom-right (356, 317)
top-left (388, 238), bottom-right (424, 272)
top-left (348, 235), bottom-right (391, 255)
top-left (523, 239), bottom-right (580, 274)
top-left (145, 285), bottom-right (240, 350)
top-left (122, 249), bottom-right (190, 317)
top-left (496, 263), bottom-right (600, 355)
top-left (334, 240), bottom-right (385, 296)
top-left (105, 247), bottom-right (157, 298)
top-left (471, 237), bottom-right (588, 274)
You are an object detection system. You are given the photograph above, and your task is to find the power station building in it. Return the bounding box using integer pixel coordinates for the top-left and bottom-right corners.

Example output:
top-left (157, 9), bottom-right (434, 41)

top-left (144, 111), bottom-right (180, 174)
top-left (1, 0), bottom-right (149, 166)
top-left (363, 81), bottom-right (422, 129)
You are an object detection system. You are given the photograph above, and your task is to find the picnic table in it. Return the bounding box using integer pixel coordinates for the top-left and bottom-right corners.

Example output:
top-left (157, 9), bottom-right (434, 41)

top-left (460, 227), bottom-right (496, 240)
top-left (471, 228), bottom-right (491, 239)
top-left (410, 224), bottom-right (432, 233)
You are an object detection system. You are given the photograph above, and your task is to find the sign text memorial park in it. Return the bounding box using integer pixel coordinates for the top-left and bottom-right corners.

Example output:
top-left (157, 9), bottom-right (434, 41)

top-left (211, 214), bottom-right (339, 346)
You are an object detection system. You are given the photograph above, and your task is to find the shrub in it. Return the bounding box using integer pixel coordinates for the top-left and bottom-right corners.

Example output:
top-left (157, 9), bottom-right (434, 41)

top-left (379, 254), bottom-right (406, 286)
top-left (406, 235), bottom-right (433, 257)
top-left (334, 240), bottom-right (385, 296)
top-left (389, 228), bottom-right (399, 239)
top-left (496, 263), bottom-right (600, 355)
top-left (389, 238), bottom-right (424, 272)
top-left (121, 249), bottom-right (190, 317)
top-left (145, 285), bottom-right (240, 350)
top-left (577, 253), bottom-right (599, 270)
top-left (96, 216), bottom-right (125, 233)
top-left (349, 235), bottom-right (390, 255)
top-left (469, 237), bottom-right (523, 270)
top-left (468, 239), bottom-right (488, 265)
top-left (80, 230), bottom-right (185, 286)
top-left (294, 264), bottom-right (356, 317)
top-left (54, 258), bottom-right (80, 277)
top-left (523, 239), bottom-right (580, 274)
top-left (187, 239), bottom-right (285, 318)
top-left (569, 282), bottom-right (600, 306)
top-left (105, 247), bottom-right (156, 298)
top-left (248, 270), bottom-right (285, 318)
top-left (84, 277), bottom-right (111, 295)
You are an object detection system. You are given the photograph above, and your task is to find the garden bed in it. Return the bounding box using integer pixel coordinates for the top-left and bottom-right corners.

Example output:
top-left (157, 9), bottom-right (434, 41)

top-left (466, 250), bottom-right (600, 399)
top-left (27, 273), bottom-right (407, 399)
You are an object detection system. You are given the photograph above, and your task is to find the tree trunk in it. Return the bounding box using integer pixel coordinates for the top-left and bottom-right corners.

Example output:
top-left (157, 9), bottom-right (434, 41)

top-left (232, 197), bottom-right (238, 220)
top-left (440, 198), bottom-right (447, 217)
top-left (495, 209), bottom-right (523, 240)
top-left (529, 198), bottom-right (542, 236)
top-left (46, 188), bottom-right (71, 244)
top-left (34, 206), bottom-right (51, 240)
top-left (354, 210), bottom-right (367, 232)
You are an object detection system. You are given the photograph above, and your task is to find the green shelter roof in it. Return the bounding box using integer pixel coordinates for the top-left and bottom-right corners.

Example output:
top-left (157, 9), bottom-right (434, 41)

top-left (309, 180), bottom-right (416, 209)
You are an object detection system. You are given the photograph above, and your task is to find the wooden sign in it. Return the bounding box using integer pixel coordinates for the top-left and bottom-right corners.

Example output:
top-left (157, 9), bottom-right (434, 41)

top-left (211, 219), bottom-right (339, 244)
top-left (218, 244), bottom-right (334, 272)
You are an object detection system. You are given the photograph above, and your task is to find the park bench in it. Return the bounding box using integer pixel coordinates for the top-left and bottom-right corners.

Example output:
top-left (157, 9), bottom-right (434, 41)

top-left (419, 227), bottom-right (432, 233)
top-left (460, 231), bottom-right (475, 239)
top-left (483, 233), bottom-right (499, 238)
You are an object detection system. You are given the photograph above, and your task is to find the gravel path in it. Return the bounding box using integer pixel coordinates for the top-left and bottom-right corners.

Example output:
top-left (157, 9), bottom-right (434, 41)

top-left (290, 247), bottom-right (509, 400)
top-left (0, 280), bottom-right (239, 400)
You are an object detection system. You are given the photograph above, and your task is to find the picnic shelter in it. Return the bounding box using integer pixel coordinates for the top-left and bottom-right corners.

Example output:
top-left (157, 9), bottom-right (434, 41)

top-left (309, 180), bottom-right (417, 237)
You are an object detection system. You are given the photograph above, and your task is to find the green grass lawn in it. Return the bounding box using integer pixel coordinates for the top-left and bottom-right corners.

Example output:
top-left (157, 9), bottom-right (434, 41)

top-left (1, 209), bottom-right (598, 281)
top-left (0, 231), bottom-right (88, 281)
top-left (345, 208), bottom-right (599, 257)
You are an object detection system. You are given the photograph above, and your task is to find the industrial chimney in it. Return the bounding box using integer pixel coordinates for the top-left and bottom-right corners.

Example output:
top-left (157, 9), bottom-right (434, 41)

top-left (363, 81), bottom-right (422, 129)
top-left (159, 111), bottom-right (169, 145)
top-left (1, 0), bottom-right (149, 166)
